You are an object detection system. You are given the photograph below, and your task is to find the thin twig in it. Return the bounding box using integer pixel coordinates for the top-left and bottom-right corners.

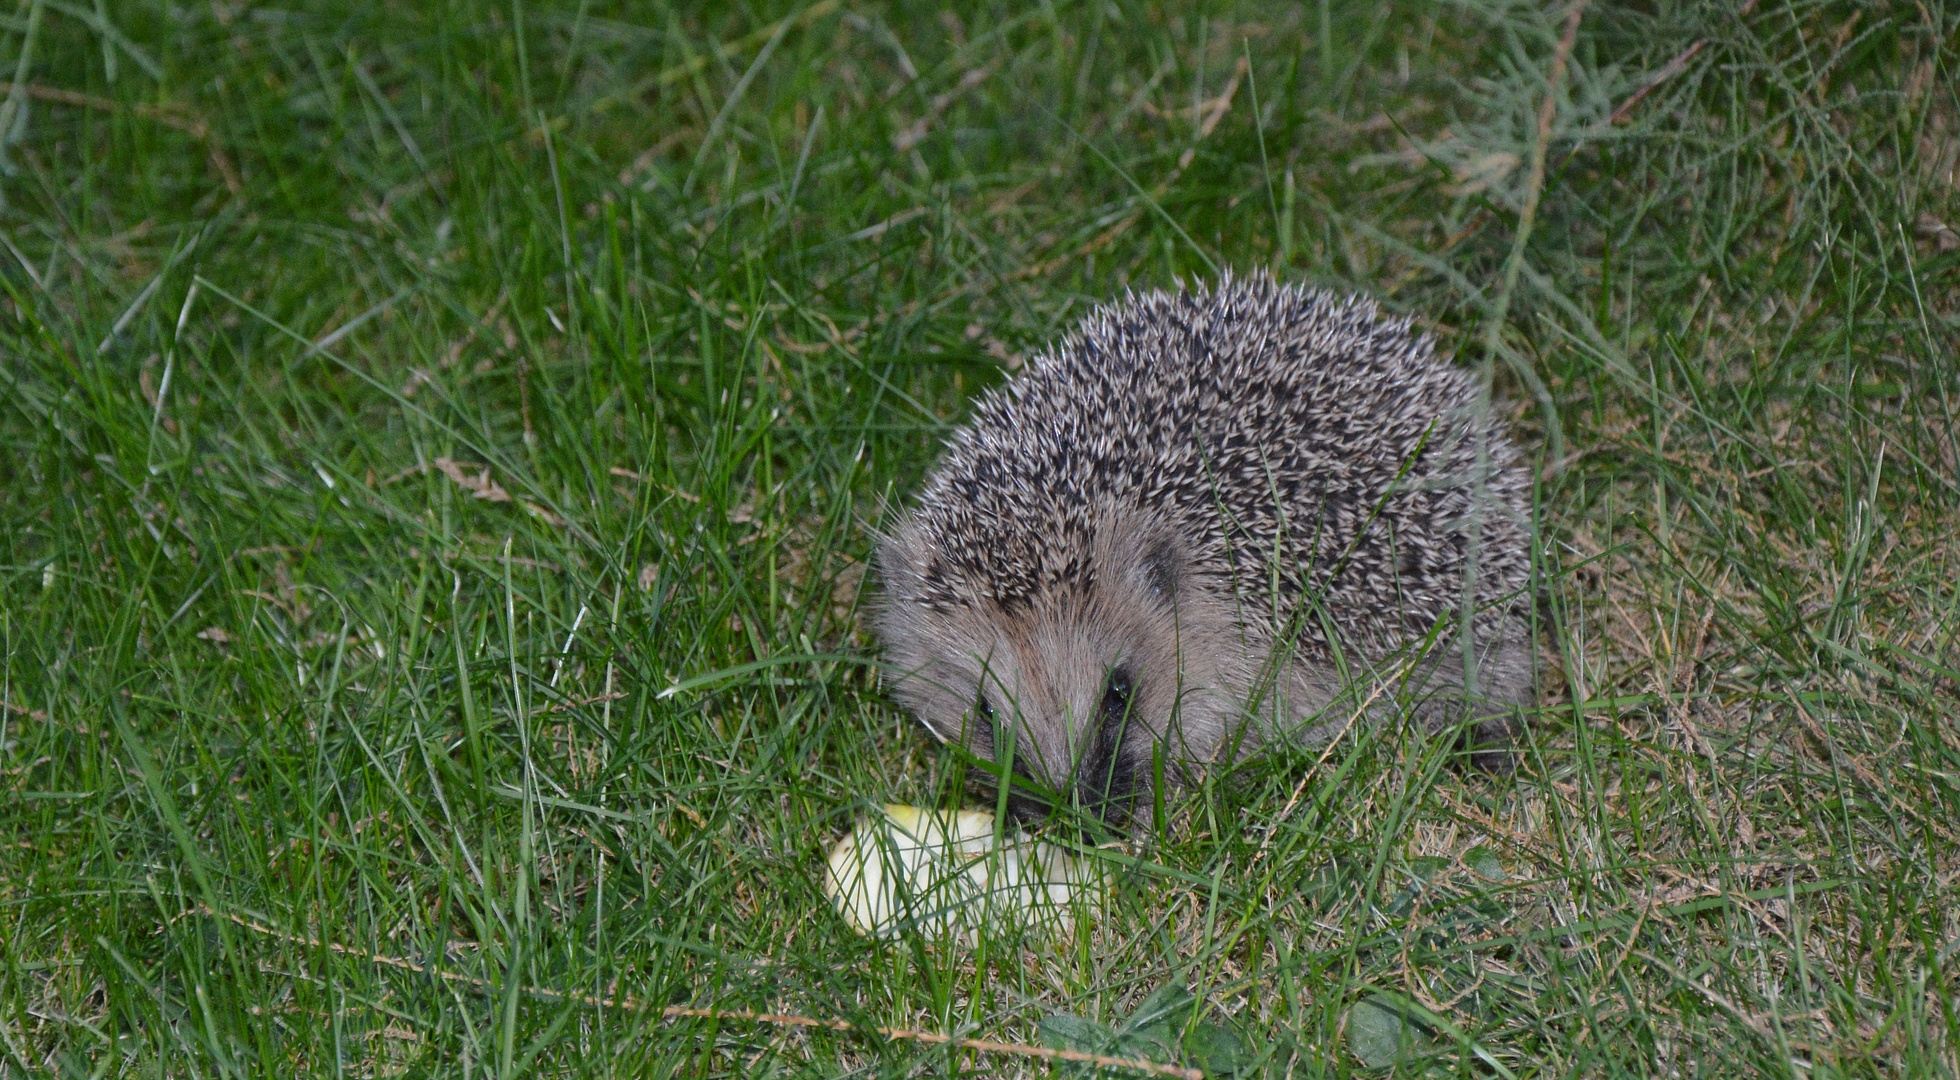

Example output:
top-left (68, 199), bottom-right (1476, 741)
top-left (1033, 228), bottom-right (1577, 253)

top-left (1607, 0), bottom-right (1756, 126)
top-left (204, 908), bottom-right (1204, 1079)
top-left (1489, 0), bottom-right (1587, 332)
top-left (1606, 41), bottom-right (1706, 127)
top-left (1477, 0), bottom-right (1584, 473)
top-left (1407, 3), bottom-right (1749, 275)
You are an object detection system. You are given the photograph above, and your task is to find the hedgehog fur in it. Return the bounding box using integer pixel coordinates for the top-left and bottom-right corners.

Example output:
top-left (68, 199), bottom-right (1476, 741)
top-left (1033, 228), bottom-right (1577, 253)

top-left (876, 272), bottom-right (1535, 822)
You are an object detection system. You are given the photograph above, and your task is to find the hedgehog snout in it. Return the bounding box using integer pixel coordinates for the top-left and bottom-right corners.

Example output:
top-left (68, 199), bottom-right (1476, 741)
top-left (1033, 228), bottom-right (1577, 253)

top-left (989, 663), bottom-right (1156, 830)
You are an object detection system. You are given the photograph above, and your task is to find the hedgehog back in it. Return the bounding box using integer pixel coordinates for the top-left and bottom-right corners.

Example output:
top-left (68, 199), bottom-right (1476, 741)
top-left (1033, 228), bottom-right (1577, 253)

top-left (904, 277), bottom-right (1532, 655)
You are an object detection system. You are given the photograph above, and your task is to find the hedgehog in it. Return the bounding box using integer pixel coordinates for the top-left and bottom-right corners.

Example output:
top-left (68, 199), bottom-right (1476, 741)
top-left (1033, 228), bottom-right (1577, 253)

top-left (875, 273), bottom-right (1536, 824)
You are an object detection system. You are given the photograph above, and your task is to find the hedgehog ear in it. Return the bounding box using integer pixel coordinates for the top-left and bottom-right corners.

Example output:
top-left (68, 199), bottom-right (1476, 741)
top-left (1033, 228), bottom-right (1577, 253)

top-left (1139, 537), bottom-right (1179, 606)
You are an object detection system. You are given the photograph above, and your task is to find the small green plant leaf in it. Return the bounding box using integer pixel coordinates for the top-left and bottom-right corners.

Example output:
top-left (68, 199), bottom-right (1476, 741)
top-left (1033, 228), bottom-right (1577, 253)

top-left (1039, 1012), bottom-right (1115, 1055)
top-left (1182, 1021), bottom-right (1251, 1075)
top-left (1409, 855), bottom-right (1449, 881)
top-left (1124, 983), bottom-right (1199, 1031)
top-left (1041, 986), bottom-right (1256, 1075)
top-left (1347, 995), bottom-right (1434, 1068)
top-left (1465, 845), bottom-right (1506, 881)
top-left (1124, 984), bottom-right (1256, 1075)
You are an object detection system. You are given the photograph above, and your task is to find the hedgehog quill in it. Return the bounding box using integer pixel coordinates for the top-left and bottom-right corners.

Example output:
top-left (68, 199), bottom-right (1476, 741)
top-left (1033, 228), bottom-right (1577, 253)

top-left (876, 274), bottom-right (1535, 825)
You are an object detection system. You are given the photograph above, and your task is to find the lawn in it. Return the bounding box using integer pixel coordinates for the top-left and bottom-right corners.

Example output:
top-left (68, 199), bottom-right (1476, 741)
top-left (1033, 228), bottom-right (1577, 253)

top-left (1, 1), bottom-right (1956, 1076)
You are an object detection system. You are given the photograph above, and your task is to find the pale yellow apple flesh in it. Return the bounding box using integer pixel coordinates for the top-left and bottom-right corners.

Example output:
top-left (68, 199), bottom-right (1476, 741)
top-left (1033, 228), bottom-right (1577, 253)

top-left (821, 805), bottom-right (1102, 937)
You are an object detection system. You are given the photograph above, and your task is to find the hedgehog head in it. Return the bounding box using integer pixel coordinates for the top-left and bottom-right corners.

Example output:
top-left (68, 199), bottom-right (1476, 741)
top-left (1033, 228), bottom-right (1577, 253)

top-left (875, 503), bottom-right (1221, 825)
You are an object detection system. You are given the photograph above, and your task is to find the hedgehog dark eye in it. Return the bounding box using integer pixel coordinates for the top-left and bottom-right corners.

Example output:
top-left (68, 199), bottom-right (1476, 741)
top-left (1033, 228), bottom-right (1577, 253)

top-left (1141, 541), bottom-right (1176, 601)
top-left (974, 692), bottom-right (995, 725)
top-left (1101, 668), bottom-right (1134, 724)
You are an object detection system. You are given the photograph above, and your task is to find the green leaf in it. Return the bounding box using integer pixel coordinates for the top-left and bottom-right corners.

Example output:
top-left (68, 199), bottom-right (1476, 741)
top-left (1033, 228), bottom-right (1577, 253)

top-left (1111, 983), bottom-right (1192, 1059)
top-left (1039, 1012), bottom-right (1115, 1055)
top-left (1124, 984), bottom-right (1199, 1031)
top-left (1465, 845), bottom-right (1506, 881)
top-left (1119, 984), bottom-right (1256, 1075)
top-left (1347, 995), bottom-right (1435, 1069)
top-left (1409, 855), bottom-right (1449, 881)
top-left (1183, 1021), bottom-right (1251, 1075)
top-left (1116, 1027), bottom-right (1182, 1062)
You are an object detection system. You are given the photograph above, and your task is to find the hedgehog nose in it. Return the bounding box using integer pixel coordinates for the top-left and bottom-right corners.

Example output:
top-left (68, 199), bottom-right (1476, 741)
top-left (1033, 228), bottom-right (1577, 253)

top-left (1063, 724), bottom-right (1137, 831)
top-left (1013, 759), bottom-right (1135, 839)
top-left (998, 769), bottom-right (1130, 836)
top-left (1004, 790), bottom-right (1128, 840)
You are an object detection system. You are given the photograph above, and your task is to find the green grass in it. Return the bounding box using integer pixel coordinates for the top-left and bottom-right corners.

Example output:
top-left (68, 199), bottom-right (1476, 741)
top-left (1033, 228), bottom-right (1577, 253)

top-left (1, 0), bottom-right (1956, 1076)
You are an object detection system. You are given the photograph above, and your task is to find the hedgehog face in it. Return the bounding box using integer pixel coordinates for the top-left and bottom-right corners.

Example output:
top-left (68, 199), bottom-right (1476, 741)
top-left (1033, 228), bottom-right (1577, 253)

top-left (876, 510), bottom-right (1240, 827)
